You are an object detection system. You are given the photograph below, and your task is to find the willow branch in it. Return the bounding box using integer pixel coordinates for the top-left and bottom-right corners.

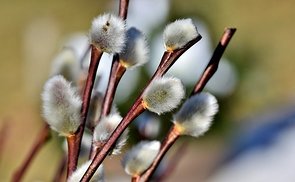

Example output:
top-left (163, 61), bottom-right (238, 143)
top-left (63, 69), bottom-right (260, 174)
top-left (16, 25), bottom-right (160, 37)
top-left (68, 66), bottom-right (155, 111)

top-left (81, 36), bottom-right (202, 181)
top-left (153, 35), bottom-right (202, 79)
top-left (100, 54), bottom-right (126, 118)
top-left (141, 27), bottom-right (237, 181)
top-left (131, 175), bottom-right (140, 182)
top-left (53, 155), bottom-right (67, 182)
top-left (67, 45), bottom-right (103, 177)
top-left (193, 28), bottom-right (236, 94)
top-left (140, 126), bottom-right (180, 181)
top-left (87, 0), bottom-right (129, 160)
top-left (119, 0), bottom-right (130, 20)
top-left (82, 100), bottom-right (145, 181)
top-left (88, 55), bottom-right (126, 159)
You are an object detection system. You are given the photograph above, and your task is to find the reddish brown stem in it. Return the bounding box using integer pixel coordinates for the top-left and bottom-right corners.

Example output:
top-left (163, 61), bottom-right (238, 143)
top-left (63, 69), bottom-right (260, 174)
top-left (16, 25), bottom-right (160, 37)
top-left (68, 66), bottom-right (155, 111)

top-left (12, 124), bottom-right (51, 182)
top-left (66, 135), bottom-right (77, 178)
top-left (81, 46), bottom-right (103, 128)
top-left (53, 155), bottom-right (67, 182)
top-left (119, 0), bottom-right (130, 20)
top-left (193, 28), bottom-right (236, 94)
top-left (68, 45), bottom-right (103, 176)
top-left (89, 55), bottom-right (126, 159)
top-left (140, 125), bottom-right (180, 181)
top-left (89, 139), bottom-right (106, 160)
top-left (81, 35), bottom-right (202, 181)
top-left (81, 100), bottom-right (145, 181)
top-left (101, 54), bottom-right (126, 118)
top-left (131, 175), bottom-right (140, 182)
top-left (153, 35), bottom-right (202, 79)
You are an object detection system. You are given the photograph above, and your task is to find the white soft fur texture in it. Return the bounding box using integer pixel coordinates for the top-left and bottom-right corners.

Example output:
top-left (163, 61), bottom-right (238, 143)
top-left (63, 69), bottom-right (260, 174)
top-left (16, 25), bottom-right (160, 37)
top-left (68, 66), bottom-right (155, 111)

top-left (42, 75), bottom-right (81, 136)
top-left (89, 13), bottom-right (126, 53)
top-left (119, 27), bottom-right (149, 68)
top-left (163, 18), bottom-right (199, 51)
top-left (122, 141), bottom-right (160, 176)
top-left (93, 113), bottom-right (128, 155)
top-left (173, 92), bottom-right (218, 137)
top-left (143, 77), bottom-right (185, 115)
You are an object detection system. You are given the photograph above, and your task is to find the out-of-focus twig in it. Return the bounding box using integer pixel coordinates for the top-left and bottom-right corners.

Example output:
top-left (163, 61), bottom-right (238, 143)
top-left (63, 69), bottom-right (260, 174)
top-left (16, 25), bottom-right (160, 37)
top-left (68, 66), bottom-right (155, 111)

top-left (0, 121), bottom-right (9, 162)
top-left (53, 154), bottom-right (67, 182)
top-left (12, 124), bottom-right (51, 182)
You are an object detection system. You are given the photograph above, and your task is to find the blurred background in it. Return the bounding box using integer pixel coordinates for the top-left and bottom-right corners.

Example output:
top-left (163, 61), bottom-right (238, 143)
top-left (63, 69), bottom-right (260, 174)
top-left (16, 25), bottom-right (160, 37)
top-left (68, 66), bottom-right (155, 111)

top-left (1, 0), bottom-right (295, 181)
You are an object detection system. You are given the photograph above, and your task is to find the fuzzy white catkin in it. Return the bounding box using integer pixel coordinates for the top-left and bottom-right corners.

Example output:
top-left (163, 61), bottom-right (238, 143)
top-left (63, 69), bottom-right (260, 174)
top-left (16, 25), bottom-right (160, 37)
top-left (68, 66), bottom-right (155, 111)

top-left (163, 18), bottom-right (199, 51)
top-left (173, 92), bottom-right (219, 137)
top-left (68, 160), bottom-right (104, 182)
top-left (142, 77), bottom-right (185, 115)
top-left (89, 13), bottom-right (126, 53)
top-left (42, 75), bottom-right (81, 136)
top-left (122, 140), bottom-right (160, 176)
top-left (119, 27), bottom-right (149, 68)
top-left (93, 113), bottom-right (128, 155)
top-left (50, 48), bottom-right (80, 83)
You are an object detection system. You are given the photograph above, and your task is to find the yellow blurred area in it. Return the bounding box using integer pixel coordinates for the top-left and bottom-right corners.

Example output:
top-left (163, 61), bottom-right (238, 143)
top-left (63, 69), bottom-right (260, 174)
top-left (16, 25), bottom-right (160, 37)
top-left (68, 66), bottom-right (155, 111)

top-left (1, 0), bottom-right (295, 181)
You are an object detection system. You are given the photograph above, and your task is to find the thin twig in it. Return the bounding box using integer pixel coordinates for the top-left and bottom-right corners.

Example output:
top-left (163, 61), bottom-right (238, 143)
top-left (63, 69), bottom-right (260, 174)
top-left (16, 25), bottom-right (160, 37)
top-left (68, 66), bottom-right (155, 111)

top-left (89, 55), bottom-right (126, 159)
top-left (66, 135), bottom-right (76, 178)
top-left (153, 35), bottom-right (202, 79)
top-left (81, 36), bottom-right (202, 181)
top-left (82, 99), bottom-right (145, 181)
top-left (119, 0), bottom-right (130, 20)
top-left (100, 54), bottom-right (126, 118)
top-left (67, 45), bottom-right (103, 177)
top-left (87, 0), bottom-right (130, 162)
top-left (53, 154), bottom-right (67, 182)
top-left (193, 28), bottom-right (236, 94)
top-left (97, 0), bottom-right (129, 117)
top-left (12, 124), bottom-right (51, 182)
top-left (140, 126), bottom-right (180, 182)
top-left (131, 175), bottom-right (140, 182)
top-left (88, 0), bottom-right (129, 160)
